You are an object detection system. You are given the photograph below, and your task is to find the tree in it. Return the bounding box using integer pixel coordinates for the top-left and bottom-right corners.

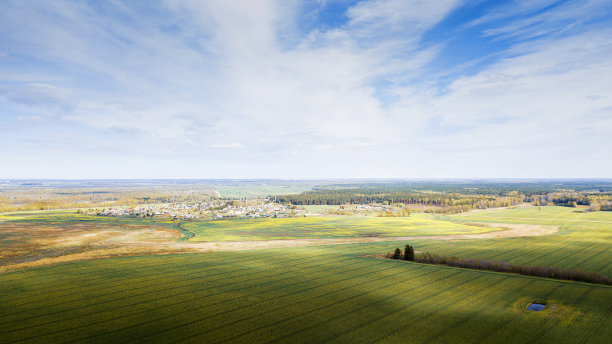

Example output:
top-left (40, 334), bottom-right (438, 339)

top-left (404, 244), bottom-right (415, 261)
top-left (392, 248), bottom-right (401, 259)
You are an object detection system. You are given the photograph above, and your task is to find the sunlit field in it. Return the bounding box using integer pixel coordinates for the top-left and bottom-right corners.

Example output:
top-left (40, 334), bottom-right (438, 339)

top-left (0, 206), bottom-right (610, 343)
top-left (183, 214), bottom-right (501, 242)
top-left (426, 206), bottom-right (612, 276)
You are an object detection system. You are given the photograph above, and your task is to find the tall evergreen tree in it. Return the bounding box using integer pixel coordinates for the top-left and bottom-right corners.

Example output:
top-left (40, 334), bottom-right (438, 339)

top-left (404, 244), bottom-right (415, 261)
top-left (392, 248), bottom-right (401, 259)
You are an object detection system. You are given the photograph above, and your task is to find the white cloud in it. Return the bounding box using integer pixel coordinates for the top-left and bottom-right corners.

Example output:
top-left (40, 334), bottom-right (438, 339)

top-left (476, 0), bottom-right (612, 41)
top-left (209, 142), bottom-right (243, 149)
top-left (401, 29), bottom-right (612, 171)
top-left (0, 83), bottom-right (72, 110)
top-left (0, 0), bottom-right (611, 177)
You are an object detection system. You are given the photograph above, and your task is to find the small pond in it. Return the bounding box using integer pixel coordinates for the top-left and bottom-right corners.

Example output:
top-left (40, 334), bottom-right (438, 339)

top-left (527, 303), bottom-right (546, 311)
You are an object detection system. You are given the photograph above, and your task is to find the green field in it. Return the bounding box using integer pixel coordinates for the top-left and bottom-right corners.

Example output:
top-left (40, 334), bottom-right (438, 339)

top-left (0, 206), bottom-right (610, 343)
top-left (183, 214), bottom-right (500, 242)
top-left (425, 206), bottom-right (612, 276)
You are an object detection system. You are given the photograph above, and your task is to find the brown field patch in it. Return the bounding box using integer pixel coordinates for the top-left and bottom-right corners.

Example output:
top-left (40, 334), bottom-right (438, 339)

top-left (0, 220), bottom-right (558, 273)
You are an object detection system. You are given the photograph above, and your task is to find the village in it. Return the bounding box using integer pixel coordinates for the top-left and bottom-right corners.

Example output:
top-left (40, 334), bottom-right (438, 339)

top-left (90, 199), bottom-right (303, 220)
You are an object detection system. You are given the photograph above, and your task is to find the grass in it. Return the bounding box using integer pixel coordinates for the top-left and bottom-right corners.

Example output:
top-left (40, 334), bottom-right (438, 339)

top-left (183, 213), bottom-right (501, 242)
top-left (0, 206), bottom-right (610, 343)
top-left (423, 206), bottom-right (612, 276)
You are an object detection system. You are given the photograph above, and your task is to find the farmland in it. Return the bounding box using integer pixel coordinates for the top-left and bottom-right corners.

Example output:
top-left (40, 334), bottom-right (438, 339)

top-left (0, 245), bottom-right (610, 343)
top-left (183, 214), bottom-right (502, 242)
top-left (0, 211), bottom-right (191, 272)
top-left (422, 206), bottom-right (612, 276)
top-left (0, 206), bottom-right (610, 343)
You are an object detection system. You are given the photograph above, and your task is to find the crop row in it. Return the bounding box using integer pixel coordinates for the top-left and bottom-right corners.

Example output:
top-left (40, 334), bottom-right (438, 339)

top-left (1, 254), bottom-right (377, 341)
top-left (0, 251), bottom-right (353, 329)
top-left (66, 258), bottom-right (400, 344)
top-left (1, 249), bottom-right (336, 308)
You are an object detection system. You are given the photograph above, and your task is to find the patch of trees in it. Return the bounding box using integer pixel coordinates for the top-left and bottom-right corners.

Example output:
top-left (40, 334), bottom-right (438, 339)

top-left (529, 192), bottom-right (612, 211)
top-left (387, 245), bottom-right (415, 261)
top-left (591, 201), bottom-right (612, 211)
top-left (395, 252), bottom-right (612, 285)
top-left (377, 207), bottom-right (411, 217)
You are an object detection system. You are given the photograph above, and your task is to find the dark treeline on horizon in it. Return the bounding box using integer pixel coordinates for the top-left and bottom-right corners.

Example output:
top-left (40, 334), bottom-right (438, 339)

top-left (277, 182), bottom-right (612, 213)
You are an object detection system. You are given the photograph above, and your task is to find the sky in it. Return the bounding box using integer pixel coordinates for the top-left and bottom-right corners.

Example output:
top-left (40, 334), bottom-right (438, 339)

top-left (0, 0), bottom-right (611, 179)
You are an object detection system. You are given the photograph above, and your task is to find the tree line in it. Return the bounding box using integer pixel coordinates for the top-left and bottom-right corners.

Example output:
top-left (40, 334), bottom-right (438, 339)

top-left (276, 183), bottom-right (612, 213)
top-left (387, 248), bottom-right (611, 285)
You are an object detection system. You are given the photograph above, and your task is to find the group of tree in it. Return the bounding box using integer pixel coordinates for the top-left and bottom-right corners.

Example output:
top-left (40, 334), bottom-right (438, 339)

top-left (529, 192), bottom-right (612, 211)
top-left (377, 207), bottom-right (411, 217)
top-left (389, 244), bottom-right (415, 261)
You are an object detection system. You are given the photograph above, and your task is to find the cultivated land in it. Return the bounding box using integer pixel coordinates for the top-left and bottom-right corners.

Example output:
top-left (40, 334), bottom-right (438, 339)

top-left (182, 214), bottom-right (504, 242)
top-left (0, 206), bottom-right (610, 343)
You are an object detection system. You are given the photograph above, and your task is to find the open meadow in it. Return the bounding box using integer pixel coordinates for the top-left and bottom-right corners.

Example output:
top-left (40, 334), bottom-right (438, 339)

top-left (0, 206), bottom-right (610, 343)
top-left (182, 214), bottom-right (502, 242)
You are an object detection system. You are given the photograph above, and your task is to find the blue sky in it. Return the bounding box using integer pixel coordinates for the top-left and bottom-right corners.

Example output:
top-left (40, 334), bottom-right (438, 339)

top-left (1, 0), bottom-right (611, 179)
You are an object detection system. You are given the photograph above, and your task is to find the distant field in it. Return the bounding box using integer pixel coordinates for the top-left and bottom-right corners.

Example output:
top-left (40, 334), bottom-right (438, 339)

top-left (0, 206), bottom-right (610, 343)
top-left (215, 184), bottom-right (314, 198)
top-left (182, 214), bottom-right (501, 242)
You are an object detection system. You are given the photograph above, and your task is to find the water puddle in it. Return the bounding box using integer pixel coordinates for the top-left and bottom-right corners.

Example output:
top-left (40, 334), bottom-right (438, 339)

top-left (527, 303), bottom-right (546, 311)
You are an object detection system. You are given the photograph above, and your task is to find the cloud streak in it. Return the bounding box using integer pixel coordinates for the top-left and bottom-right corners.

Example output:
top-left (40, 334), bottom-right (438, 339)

top-left (0, 0), bottom-right (611, 178)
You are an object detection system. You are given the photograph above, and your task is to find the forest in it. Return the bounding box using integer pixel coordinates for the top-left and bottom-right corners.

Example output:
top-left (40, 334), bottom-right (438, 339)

top-left (276, 181), bottom-right (612, 213)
